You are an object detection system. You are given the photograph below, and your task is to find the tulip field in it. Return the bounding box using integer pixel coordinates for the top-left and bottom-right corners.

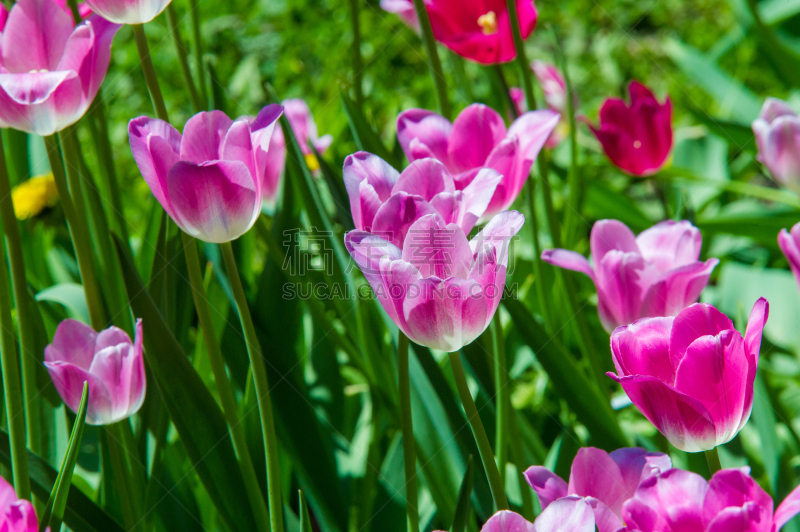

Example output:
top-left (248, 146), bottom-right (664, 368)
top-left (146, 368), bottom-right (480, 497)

top-left (6, 0), bottom-right (800, 530)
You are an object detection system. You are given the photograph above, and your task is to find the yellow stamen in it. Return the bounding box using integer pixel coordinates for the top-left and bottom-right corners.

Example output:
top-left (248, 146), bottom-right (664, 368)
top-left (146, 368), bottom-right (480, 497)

top-left (12, 173), bottom-right (58, 220)
top-left (304, 153), bottom-right (320, 172)
top-left (477, 11), bottom-right (498, 35)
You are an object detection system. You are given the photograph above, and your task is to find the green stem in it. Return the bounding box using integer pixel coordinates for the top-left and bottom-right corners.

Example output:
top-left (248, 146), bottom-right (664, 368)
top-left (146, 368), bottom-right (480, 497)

top-left (492, 65), bottom-right (519, 119)
top-left (538, 152), bottom-right (561, 248)
top-left (181, 233), bottom-right (271, 530)
top-left (492, 317), bottom-right (508, 490)
top-left (448, 351), bottom-right (509, 511)
top-left (220, 242), bottom-right (284, 532)
top-left (505, 0), bottom-right (536, 110)
top-left (0, 132), bottom-right (40, 466)
top-left (398, 333), bottom-right (419, 532)
top-left (348, 0), bottom-right (364, 109)
top-left (44, 134), bottom-right (106, 330)
top-left (105, 423), bottom-right (137, 530)
top-left (132, 24), bottom-right (170, 122)
top-left (525, 177), bottom-right (553, 333)
top-left (705, 448), bottom-right (722, 476)
top-left (188, 0), bottom-right (208, 107)
top-left (166, 3), bottom-right (203, 113)
top-left (410, 0), bottom-right (451, 119)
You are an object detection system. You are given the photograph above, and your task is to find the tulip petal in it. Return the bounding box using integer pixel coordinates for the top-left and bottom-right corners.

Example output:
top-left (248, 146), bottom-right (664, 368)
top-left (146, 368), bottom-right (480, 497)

top-left (523, 466), bottom-right (569, 510)
top-left (482, 137), bottom-right (524, 217)
top-left (533, 496), bottom-right (596, 532)
top-left (669, 303), bottom-right (735, 370)
top-left (584, 497), bottom-right (624, 532)
top-left (744, 297), bottom-right (768, 362)
top-left (250, 104), bottom-right (285, 197)
top-left (58, 16), bottom-right (120, 106)
top-left (469, 210), bottom-right (525, 268)
top-left (221, 119), bottom-right (257, 185)
top-left (394, 158), bottom-right (454, 200)
top-left (46, 318), bottom-right (97, 369)
top-left (639, 259), bottom-right (719, 319)
top-left (479, 510), bottom-right (536, 532)
top-left (44, 360), bottom-right (114, 425)
top-left (774, 482), bottom-right (800, 530)
top-left (2, 0), bottom-right (73, 73)
top-left (568, 447), bottom-right (628, 516)
top-left (129, 116), bottom-right (182, 216)
top-left (591, 219), bottom-right (640, 266)
top-left (0, 70), bottom-right (73, 105)
top-left (401, 214), bottom-right (473, 279)
top-left (595, 250), bottom-right (647, 331)
top-left (779, 225), bottom-right (800, 290)
top-left (371, 192), bottom-right (438, 248)
top-left (622, 469), bottom-right (707, 532)
top-left (180, 110), bottom-right (233, 164)
top-left (756, 115), bottom-right (800, 187)
top-left (396, 108), bottom-right (453, 166)
top-left (703, 468), bottom-right (773, 528)
top-left (343, 152), bottom-right (400, 230)
top-left (83, 0), bottom-right (169, 24)
top-left (451, 167), bottom-right (503, 232)
top-left (541, 249), bottom-right (595, 282)
top-left (759, 97), bottom-right (797, 123)
top-left (610, 317), bottom-right (676, 384)
top-left (609, 447), bottom-right (672, 499)
top-left (705, 506), bottom-right (766, 532)
top-left (448, 104), bottom-right (507, 173)
top-left (635, 220), bottom-right (702, 271)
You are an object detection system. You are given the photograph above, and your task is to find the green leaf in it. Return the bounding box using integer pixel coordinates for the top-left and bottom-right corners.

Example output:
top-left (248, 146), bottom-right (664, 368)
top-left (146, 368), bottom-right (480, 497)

top-left (503, 298), bottom-right (628, 450)
top-left (312, 143), bottom-right (355, 232)
top-left (341, 91), bottom-right (399, 167)
top-left (450, 455), bottom-right (473, 532)
top-left (112, 234), bottom-right (258, 532)
top-left (299, 490), bottom-right (313, 532)
top-left (683, 100), bottom-right (756, 151)
top-left (582, 179), bottom-right (654, 233)
top-left (40, 382), bottom-right (88, 532)
top-left (752, 374), bottom-right (780, 494)
top-left (743, 0), bottom-right (800, 87)
top-left (35, 283), bottom-right (89, 324)
top-left (695, 202), bottom-right (800, 249)
top-left (761, 0), bottom-right (800, 24)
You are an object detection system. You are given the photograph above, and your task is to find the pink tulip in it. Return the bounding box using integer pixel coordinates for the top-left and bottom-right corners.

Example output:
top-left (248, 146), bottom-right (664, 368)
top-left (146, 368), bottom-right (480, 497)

top-left (0, 476), bottom-right (43, 532)
top-left (262, 99), bottom-right (333, 202)
top-left (542, 219), bottom-right (718, 332)
top-left (525, 447), bottom-right (671, 532)
top-left (588, 81), bottom-right (673, 176)
top-left (83, 0), bottom-right (168, 24)
top-left (622, 467), bottom-right (800, 532)
top-left (380, 0), bottom-right (419, 31)
top-left (0, 0), bottom-right (120, 136)
top-left (397, 104), bottom-right (559, 220)
top-left (345, 210), bottom-right (523, 351)
top-left (343, 152), bottom-right (502, 248)
top-left (475, 500), bottom-right (595, 532)
top-left (129, 105), bottom-right (283, 243)
top-left (779, 222), bottom-right (800, 290)
top-left (532, 60), bottom-right (572, 148)
top-left (753, 98), bottom-right (800, 191)
top-left (425, 0), bottom-right (537, 64)
top-left (44, 319), bottom-right (146, 426)
top-left (608, 298), bottom-right (768, 452)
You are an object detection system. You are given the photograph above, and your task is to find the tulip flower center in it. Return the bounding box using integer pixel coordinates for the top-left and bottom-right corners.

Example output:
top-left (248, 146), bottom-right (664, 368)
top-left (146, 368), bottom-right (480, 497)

top-left (304, 153), bottom-right (320, 172)
top-left (633, 140), bottom-right (642, 149)
top-left (477, 11), bottom-right (498, 35)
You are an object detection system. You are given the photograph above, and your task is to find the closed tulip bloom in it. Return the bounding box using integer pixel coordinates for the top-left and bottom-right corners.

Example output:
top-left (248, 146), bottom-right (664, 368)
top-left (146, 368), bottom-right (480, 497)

top-left (83, 0), bottom-right (168, 24)
top-left (425, 0), bottom-right (537, 64)
top-left (779, 222), bottom-right (800, 290)
top-left (380, 0), bottom-right (419, 31)
top-left (588, 81), bottom-right (673, 176)
top-left (474, 500), bottom-right (595, 532)
top-left (623, 467), bottom-right (800, 532)
top-left (532, 60), bottom-right (572, 148)
top-left (345, 211), bottom-right (523, 351)
top-left (525, 447), bottom-right (671, 532)
top-left (0, 476), bottom-right (44, 532)
top-left (344, 152), bottom-right (502, 247)
top-left (0, 0), bottom-right (120, 136)
top-left (397, 104), bottom-right (558, 219)
top-left (753, 98), bottom-right (800, 191)
top-left (608, 298), bottom-right (768, 452)
top-left (129, 105), bottom-right (283, 243)
top-left (542, 219), bottom-right (718, 332)
top-left (45, 319), bottom-right (146, 426)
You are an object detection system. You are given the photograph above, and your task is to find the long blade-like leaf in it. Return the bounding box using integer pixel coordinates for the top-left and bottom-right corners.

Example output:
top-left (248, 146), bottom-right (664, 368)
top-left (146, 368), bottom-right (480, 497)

top-left (451, 455), bottom-right (473, 532)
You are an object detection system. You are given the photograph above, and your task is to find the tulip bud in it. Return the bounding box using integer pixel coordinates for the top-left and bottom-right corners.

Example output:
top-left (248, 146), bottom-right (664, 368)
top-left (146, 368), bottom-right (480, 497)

top-left (531, 60), bottom-right (573, 148)
top-left (753, 97), bottom-right (800, 191)
top-left (779, 222), bottom-right (800, 290)
top-left (608, 298), bottom-right (768, 452)
top-left (0, 475), bottom-right (42, 532)
top-left (45, 319), bottom-right (146, 426)
top-left (379, 0), bottom-right (419, 31)
top-left (83, 0), bottom-right (169, 24)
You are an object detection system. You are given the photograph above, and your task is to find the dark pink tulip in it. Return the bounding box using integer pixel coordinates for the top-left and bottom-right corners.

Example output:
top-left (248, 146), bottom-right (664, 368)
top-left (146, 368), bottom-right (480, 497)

top-left (588, 81), bottom-right (673, 176)
top-left (345, 211), bottom-right (523, 351)
top-left (397, 104), bottom-right (558, 219)
top-left (608, 298), bottom-right (768, 452)
top-left (469, 501), bottom-right (595, 532)
top-left (623, 467), bottom-right (800, 532)
top-left (525, 447), bottom-right (671, 532)
top-left (753, 98), bottom-right (800, 191)
top-left (0, 476), bottom-right (43, 532)
top-left (380, 0), bottom-right (419, 31)
top-left (45, 319), bottom-right (146, 426)
top-left (84, 0), bottom-right (168, 24)
top-left (343, 152), bottom-right (502, 247)
top-left (425, 0), bottom-right (537, 64)
top-left (129, 105), bottom-right (283, 243)
top-left (0, 0), bottom-right (120, 136)
top-left (779, 222), bottom-right (800, 290)
top-left (542, 219), bottom-right (718, 332)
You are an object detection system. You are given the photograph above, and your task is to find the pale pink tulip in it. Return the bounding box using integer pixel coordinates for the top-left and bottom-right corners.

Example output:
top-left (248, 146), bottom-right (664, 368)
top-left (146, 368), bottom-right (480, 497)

top-left (623, 467), bottom-right (800, 532)
top-left (0, 476), bottom-right (43, 532)
top-left (45, 319), bottom-right (146, 426)
top-left (475, 500), bottom-right (595, 532)
top-left (129, 105), bottom-right (282, 243)
top-left (345, 210), bottom-right (523, 351)
top-left (83, 0), bottom-right (168, 24)
top-left (542, 219), bottom-right (718, 331)
top-left (0, 0), bottom-right (120, 136)
top-left (397, 104), bottom-right (559, 219)
top-left (532, 60), bottom-right (571, 148)
top-left (380, 0), bottom-right (419, 31)
top-left (779, 222), bottom-right (800, 290)
top-left (753, 98), bottom-right (800, 191)
top-left (608, 298), bottom-right (768, 452)
top-left (525, 447), bottom-right (671, 532)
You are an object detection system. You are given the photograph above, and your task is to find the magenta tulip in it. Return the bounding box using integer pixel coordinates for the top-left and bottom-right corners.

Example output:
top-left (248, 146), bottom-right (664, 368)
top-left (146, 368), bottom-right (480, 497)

top-left (0, 476), bottom-right (43, 532)
top-left (45, 319), bottom-right (146, 426)
top-left (129, 105), bottom-right (283, 243)
top-left (542, 219), bottom-right (718, 331)
top-left (343, 152), bottom-right (502, 247)
top-left (474, 501), bottom-right (595, 532)
top-left (608, 298), bottom-right (768, 452)
top-left (753, 98), bottom-right (800, 191)
top-left (623, 467), bottom-right (800, 532)
top-left (0, 0), bottom-right (119, 136)
top-left (425, 0), bottom-right (537, 64)
top-left (779, 222), bottom-right (800, 290)
top-left (345, 210), bottom-right (523, 351)
top-left (380, 0), bottom-right (419, 31)
top-left (525, 447), bottom-right (671, 532)
top-left (588, 81), bottom-right (673, 176)
top-left (397, 104), bottom-right (558, 219)
top-left (262, 99), bottom-right (333, 202)
top-left (83, 0), bottom-right (168, 24)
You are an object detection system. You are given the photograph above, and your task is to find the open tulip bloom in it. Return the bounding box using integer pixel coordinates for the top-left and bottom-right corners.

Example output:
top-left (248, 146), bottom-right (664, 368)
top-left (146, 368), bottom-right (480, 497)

top-left (542, 219), bottom-right (718, 332)
top-left (525, 447), bottom-right (671, 532)
top-left (753, 97), bottom-right (800, 192)
top-left (129, 105), bottom-right (283, 243)
top-left (0, 476), bottom-right (44, 532)
top-left (45, 319), bottom-right (146, 426)
top-left (623, 467), bottom-right (800, 532)
top-left (588, 81), bottom-right (673, 176)
top-left (0, 0), bottom-right (120, 136)
top-left (397, 104), bottom-right (559, 220)
top-left (467, 500), bottom-right (596, 532)
top-left (83, 0), bottom-right (169, 24)
top-left (345, 210), bottom-right (523, 352)
top-left (608, 298), bottom-right (768, 452)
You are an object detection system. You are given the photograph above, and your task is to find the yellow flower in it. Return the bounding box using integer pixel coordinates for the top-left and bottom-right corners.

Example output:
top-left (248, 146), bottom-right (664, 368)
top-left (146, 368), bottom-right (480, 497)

top-left (12, 173), bottom-right (58, 220)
